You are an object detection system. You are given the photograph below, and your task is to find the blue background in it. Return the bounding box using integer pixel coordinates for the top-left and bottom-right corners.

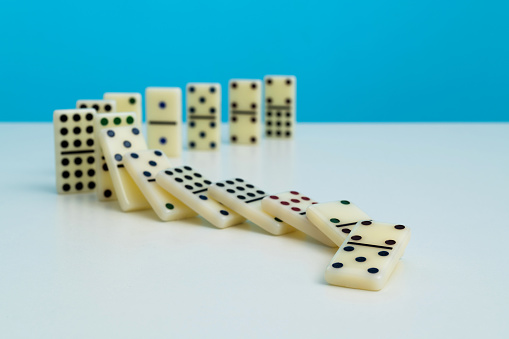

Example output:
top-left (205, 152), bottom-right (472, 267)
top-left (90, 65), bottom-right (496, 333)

top-left (1, 0), bottom-right (508, 122)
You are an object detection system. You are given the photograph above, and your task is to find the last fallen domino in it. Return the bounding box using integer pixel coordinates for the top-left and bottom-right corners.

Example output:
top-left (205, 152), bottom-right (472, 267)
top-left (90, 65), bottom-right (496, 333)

top-left (325, 221), bottom-right (411, 291)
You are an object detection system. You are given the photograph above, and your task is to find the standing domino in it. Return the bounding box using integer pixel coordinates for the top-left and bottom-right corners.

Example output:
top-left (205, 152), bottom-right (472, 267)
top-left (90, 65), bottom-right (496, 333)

top-left (98, 126), bottom-right (150, 211)
top-left (186, 83), bottom-right (221, 150)
top-left (209, 178), bottom-right (295, 235)
top-left (103, 92), bottom-right (143, 123)
top-left (76, 99), bottom-right (116, 113)
top-left (307, 200), bottom-right (371, 247)
top-left (261, 191), bottom-right (336, 247)
top-left (93, 112), bottom-right (137, 201)
top-left (53, 109), bottom-right (97, 194)
top-left (124, 150), bottom-right (196, 221)
top-left (325, 221), bottom-right (411, 291)
top-left (228, 79), bottom-right (262, 144)
top-left (146, 87), bottom-right (182, 157)
top-left (264, 75), bottom-right (296, 138)
top-left (155, 166), bottom-right (245, 228)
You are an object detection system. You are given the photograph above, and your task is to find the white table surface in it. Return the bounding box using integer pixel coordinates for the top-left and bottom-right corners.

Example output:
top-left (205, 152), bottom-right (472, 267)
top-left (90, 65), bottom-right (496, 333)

top-left (0, 123), bottom-right (508, 338)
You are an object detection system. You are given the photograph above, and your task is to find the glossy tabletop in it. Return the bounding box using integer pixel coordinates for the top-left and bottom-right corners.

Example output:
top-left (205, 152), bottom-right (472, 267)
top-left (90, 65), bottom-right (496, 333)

top-left (0, 123), bottom-right (507, 338)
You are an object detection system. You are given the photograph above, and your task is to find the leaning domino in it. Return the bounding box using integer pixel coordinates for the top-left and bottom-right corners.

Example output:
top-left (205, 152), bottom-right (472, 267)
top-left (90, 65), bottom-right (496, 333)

top-left (98, 126), bottom-right (150, 211)
top-left (307, 200), bottom-right (371, 247)
top-left (261, 191), bottom-right (336, 247)
top-left (155, 166), bottom-right (245, 228)
top-left (209, 178), bottom-right (295, 235)
top-left (124, 150), bottom-right (196, 221)
top-left (325, 221), bottom-right (411, 291)
top-left (93, 112), bottom-right (138, 201)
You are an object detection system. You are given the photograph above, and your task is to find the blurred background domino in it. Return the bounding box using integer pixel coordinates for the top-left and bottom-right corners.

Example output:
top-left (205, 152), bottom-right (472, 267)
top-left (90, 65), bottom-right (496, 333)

top-left (76, 99), bottom-right (116, 113)
top-left (228, 79), bottom-right (262, 145)
top-left (146, 87), bottom-right (182, 157)
top-left (264, 75), bottom-right (296, 138)
top-left (103, 92), bottom-right (143, 123)
top-left (186, 83), bottom-right (221, 150)
top-left (53, 109), bottom-right (97, 194)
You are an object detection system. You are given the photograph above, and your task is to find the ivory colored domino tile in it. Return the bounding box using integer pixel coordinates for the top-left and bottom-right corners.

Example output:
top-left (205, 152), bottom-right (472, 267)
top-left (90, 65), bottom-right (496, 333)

top-left (209, 178), bottom-right (295, 235)
top-left (263, 75), bottom-right (296, 138)
top-left (98, 126), bottom-right (150, 211)
top-left (155, 166), bottom-right (245, 228)
top-left (325, 221), bottom-right (411, 291)
top-left (261, 191), bottom-right (336, 247)
top-left (93, 112), bottom-right (138, 201)
top-left (103, 92), bottom-right (143, 123)
top-left (228, 79), bottom-right (262, 144)
top-left (186, 83), bottom-right (221, 150)
top-left (53, 109), bottom-right (97, 194)
top-left (145, 87), bottom-right (182, 157)
top-left (76, 99), bottom-right (116, 113)
top-left (123, 149), bottom-right (196, 221)
top-left (307, 200), bottom-right (371, 247)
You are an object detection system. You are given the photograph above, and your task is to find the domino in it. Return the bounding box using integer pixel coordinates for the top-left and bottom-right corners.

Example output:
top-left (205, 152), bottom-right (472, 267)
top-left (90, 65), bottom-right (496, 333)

top-left (228, 79), bottom-right (262, 144)
top-left (93, 112), bottom-right (138, 201)
top-left (53, 109), bottom-right (97, 194)
top-left (98, 126), bottom-right (150, 211)
top-left (76, 99), bottom-right (116, 113)
top-left (124, 150), bottom-right (196, 221)
top-left (307, 200), bottom-right (371, 247)
top-left (209, 178), bottom-right (296, 235)
top-left (103, 92), bottom-right (143, 123)
top-left (261, 191), bottom-right (336, 247)
top-left (186, 83), bottom-right (221, 150)
top-left (264, 75), bottom-right (296, 138)
top-left (155, 166), bottom-right (245, 228)
top-left (325, 221), bottom-right (411, 291)
top-left (146, 87), bottom-right (182, 157)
